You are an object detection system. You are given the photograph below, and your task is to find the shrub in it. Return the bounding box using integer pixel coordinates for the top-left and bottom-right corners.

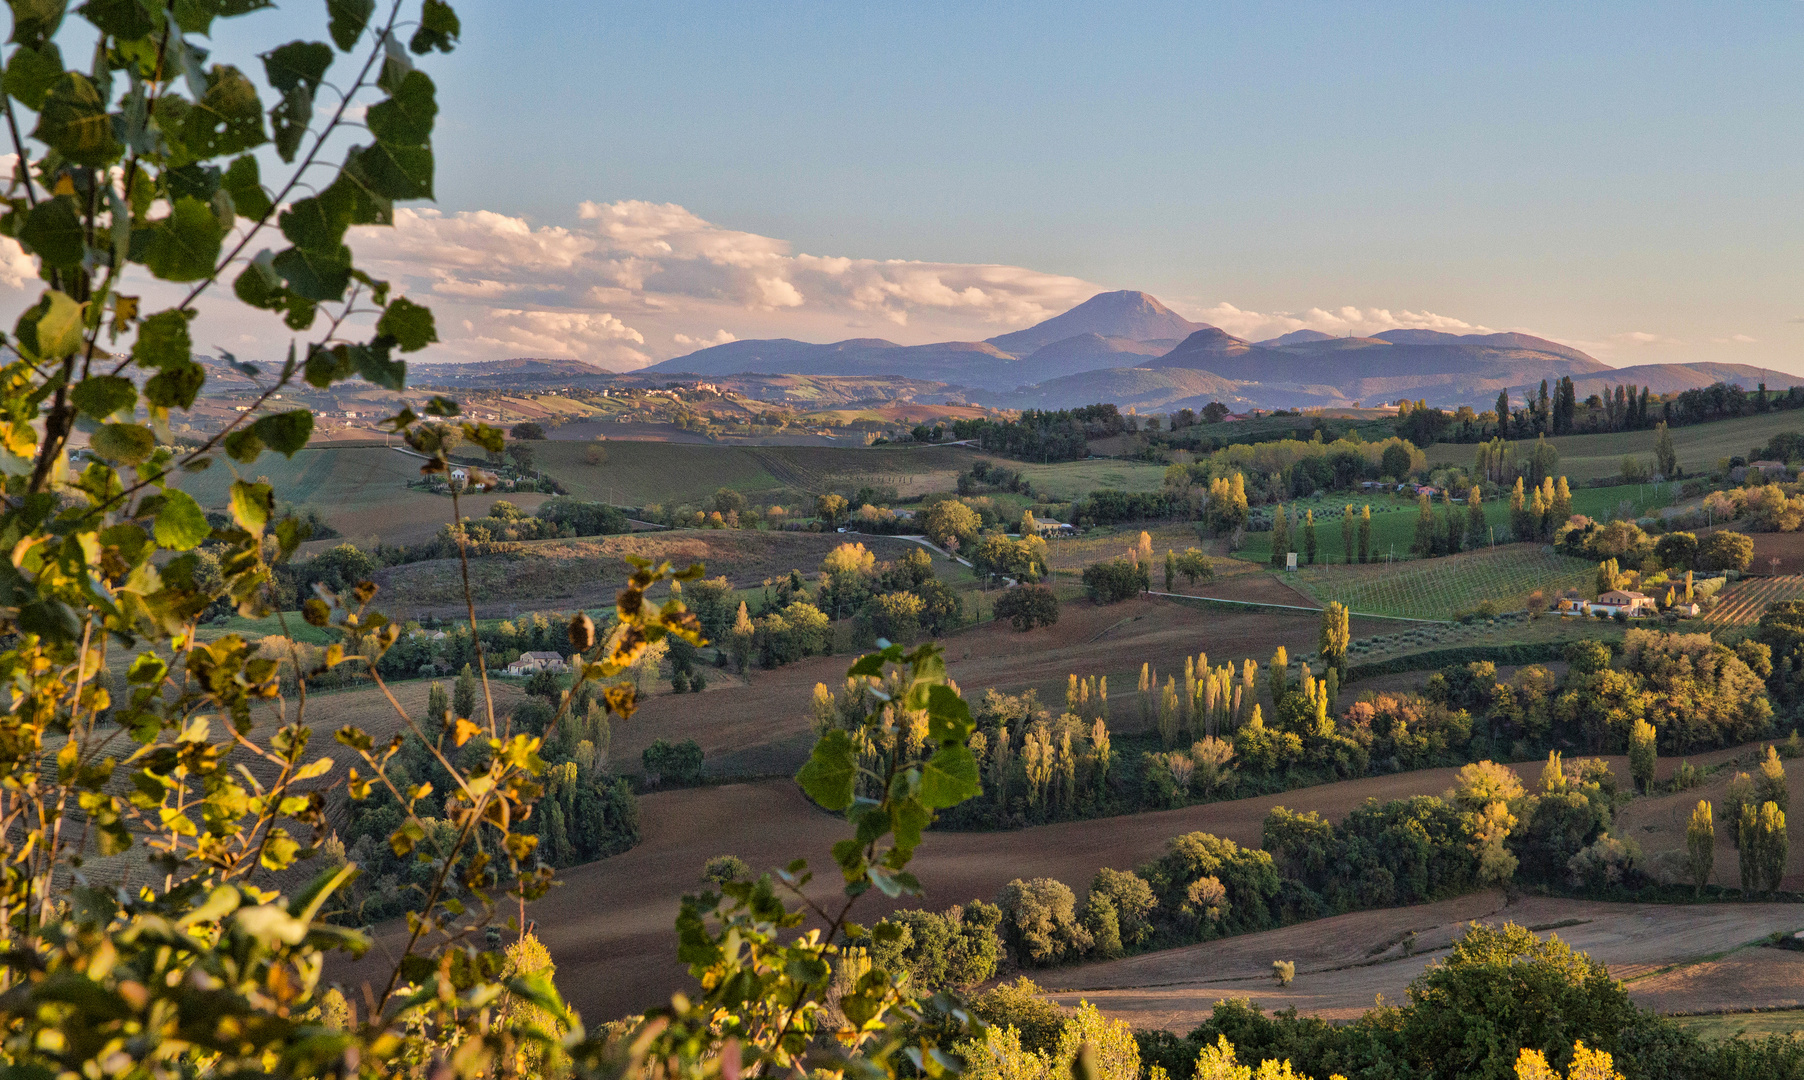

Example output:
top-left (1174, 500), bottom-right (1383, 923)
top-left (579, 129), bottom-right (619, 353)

top-left (1082, 558), bottom-right (1149, 603)
top-left (995, 584), bottom-right (1061, 631)
top-left (642, 739), bottom-right (704, 786)
top-left (1697, 530), bottom-right (1754, 572)
top-left (702, 855), bottom-right (753, 885)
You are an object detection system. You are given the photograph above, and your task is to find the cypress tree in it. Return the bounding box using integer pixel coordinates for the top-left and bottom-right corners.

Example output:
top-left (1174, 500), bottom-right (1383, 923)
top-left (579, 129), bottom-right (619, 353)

top-left (1271, 502), bottom-right (1289, 567)
top-left (1304, 510), bottom-right (1317, 565)
top-left (1358, 504), bottom-right (1371, 563)
top-left (1411, 491), bottom-right (1435, 558)
top-left (1341, 505), bottom-right (1354, 564)
top-left (1466, 486), bottom-right (1486, 548)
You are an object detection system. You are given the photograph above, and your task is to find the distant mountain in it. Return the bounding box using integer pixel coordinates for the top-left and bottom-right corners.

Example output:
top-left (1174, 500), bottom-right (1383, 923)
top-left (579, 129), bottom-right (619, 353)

top-left (984, 291), bottom-right (1210, 354)
top-left (644, 337), bottom-right (1026, 386)
top-left (1549, 363), bottom-right (1791, 401)
top-left (1014, 333), bottom-right (1173, 382)
top-left (413, 357), bottom-right (627, 385)
top-left (1254, 329), bottom-right (1336, 347)
top-left (1143, 328), bottom-right (1612, 406)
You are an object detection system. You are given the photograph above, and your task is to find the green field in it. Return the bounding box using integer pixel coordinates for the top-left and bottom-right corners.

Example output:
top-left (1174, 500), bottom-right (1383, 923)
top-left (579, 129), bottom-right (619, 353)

top-left (1232, 483), bottom-right (1674, 564)
top-left (536, 441), bottom-right (980, 507)
top-left (1668, 1009), bottom-right (1804, 1041)
top-left (1006, 458), bottom-right (1171, 499)
top-left (1423, 411), bottom-right (1804, 482)
top-left (1288, 546), bottom-right (1598, 621)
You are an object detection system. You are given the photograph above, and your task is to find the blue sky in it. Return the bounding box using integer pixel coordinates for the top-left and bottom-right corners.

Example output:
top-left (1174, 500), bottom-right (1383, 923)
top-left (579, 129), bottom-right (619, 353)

top-left (198, 2), bottom-right (1804, 371)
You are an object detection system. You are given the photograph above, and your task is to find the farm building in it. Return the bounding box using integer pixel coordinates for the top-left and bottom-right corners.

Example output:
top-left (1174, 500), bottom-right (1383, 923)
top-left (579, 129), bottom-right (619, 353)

top-left (1594, 590), bottom-right (1658, 617)
top-left (505, 651), bottom-right (570, 676)
top-left (1032, 519), bottom-right (1077, 536)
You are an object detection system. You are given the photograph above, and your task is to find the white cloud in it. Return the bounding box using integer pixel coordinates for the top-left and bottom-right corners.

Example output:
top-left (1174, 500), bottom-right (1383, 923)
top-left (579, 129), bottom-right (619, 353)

top-left (673, 329), bottom-right (738, 347)
top-left (1714, 333), bottom-right (1758, 345)
top-left (352, 201), bottom-right (1104, 368)
top-left (1178, 301), bottom-right (1495, 343)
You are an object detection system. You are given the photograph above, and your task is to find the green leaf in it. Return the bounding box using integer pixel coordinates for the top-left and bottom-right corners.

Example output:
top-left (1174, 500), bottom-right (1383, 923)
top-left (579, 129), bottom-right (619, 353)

top-left (351, 141), bottom-right (432, 200)
top-left (221, 154), bottom-right (272, 220)
top-left (926, 683), bottom-right (974, 743)
top-left (133, 308), bottom-right (193, 368)
top-left (165, 162), bottom-right (222, 202)
top-left (183, 65), bottom-right (266, 157)
top-left (325, 0), bottom-right (373, 50)
top-left (271, 243), bottom-right (351, 301)
top-left (262, 39), bottom-right (332, 91)
top-left (153, 488), bottom-right (210, 550)
top-left (144, 359), bottom-right (205, 409)
top-left (69, 375), bottom-right (136, 420)
top-left (9, 0), bottom-right (66, 48)
top-left (796, 729), bottom-right (857, 811)
top-left (77, 0), bottom-right (153, 39)
top-left (91, 423), bottom-right (154, 464)
top-left (32, 72), bottom-right (118, 167)
top-left (303, 342), bottom-right (354, 387)
top-left (17, 197), bottom-right (83, 268)
top-left (277, 192), bottom-right (347, 252)
top-left (233, 252), bottom-right (285, 309)
top-left (377, 296), bottom-right (436, 352)
top-left (409, 0), bottom-right (458, 53)
top-left (350, 339), bottom-right (404, 390)
top-left (4, 40), bottom-right (62, 109)
top-left (15, 289), bottom-right (83, 360)
top-left (229, 479), bottom-right (272, 533)
top-left (918, 744), bottom-right (980, 809)
top-left (129, 196), bottom-right (223, 282)
top-left (269, 83), bottom-right (311, 162)
top-left (326, 158), bottom-right (392, 226)
top-left (366, 69), bottom-right (436, 146)
top-left (249, 410), bottom-right (312, 456)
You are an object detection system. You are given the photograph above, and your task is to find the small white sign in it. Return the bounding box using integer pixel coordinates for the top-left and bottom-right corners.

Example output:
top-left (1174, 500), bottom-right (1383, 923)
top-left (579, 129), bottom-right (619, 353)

top-left (1286, 552), bottom-right (1298, 571)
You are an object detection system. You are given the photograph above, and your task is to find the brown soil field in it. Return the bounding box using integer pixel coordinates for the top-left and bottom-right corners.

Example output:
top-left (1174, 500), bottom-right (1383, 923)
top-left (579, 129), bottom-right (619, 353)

top-left (1745, 530), bottom-right (1804, 574)
top-left (611, 596), bottom-right (1394, 779)
top-left (1038, 893), bottom-right (1804, 1029)
top-left (342, 755), bottom-right (1601, 1024)
top-left (1615, 742), bottom-right (1804, 891)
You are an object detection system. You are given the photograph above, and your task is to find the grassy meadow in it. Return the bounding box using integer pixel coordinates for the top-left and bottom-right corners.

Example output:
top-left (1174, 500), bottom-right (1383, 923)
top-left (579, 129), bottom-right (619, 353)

top-left (1422, 410), bottom-right (1804, 482)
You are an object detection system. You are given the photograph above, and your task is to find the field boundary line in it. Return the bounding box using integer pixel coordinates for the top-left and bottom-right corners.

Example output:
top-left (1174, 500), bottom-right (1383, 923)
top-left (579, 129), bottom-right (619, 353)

top-left (1149, 589), bottom-right (1453, 624)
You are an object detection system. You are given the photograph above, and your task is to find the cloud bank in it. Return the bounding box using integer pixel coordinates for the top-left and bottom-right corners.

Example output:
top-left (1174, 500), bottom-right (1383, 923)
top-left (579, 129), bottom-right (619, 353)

top-left (349, 200), bottom-right (1538, 371)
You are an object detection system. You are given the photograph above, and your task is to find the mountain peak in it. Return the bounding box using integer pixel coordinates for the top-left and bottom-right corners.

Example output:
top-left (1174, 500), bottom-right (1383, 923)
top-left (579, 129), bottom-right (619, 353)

top-left (986, 290), bottom-right (1211, 355)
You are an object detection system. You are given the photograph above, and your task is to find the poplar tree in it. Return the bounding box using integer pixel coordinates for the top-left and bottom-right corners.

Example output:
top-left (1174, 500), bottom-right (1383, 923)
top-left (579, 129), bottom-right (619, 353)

top-left (1466, 486), bottom-right (1486, 548)
top-left (1686, 800), bottom-right (1714, 896)
top-left (1304, 510), bottom-right (1318, 565)
top-left (1358, 504), bottom-right (1372, 563)
top-left (1341, 505), bottom-right (1355, 563)
top-left (1271, 502), bottom-right (1289, 567)
top-left (1629, 719), bottom-right (1657, 795)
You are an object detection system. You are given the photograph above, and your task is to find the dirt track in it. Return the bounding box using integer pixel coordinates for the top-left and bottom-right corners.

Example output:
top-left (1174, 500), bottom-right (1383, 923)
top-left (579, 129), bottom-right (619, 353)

top-left (1037, 893), bottom-right (1804, 1029)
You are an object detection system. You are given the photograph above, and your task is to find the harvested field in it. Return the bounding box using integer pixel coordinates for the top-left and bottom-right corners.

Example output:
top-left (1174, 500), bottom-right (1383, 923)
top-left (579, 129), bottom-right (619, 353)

top-left (535, 441), bottom-right (978, 507)
top-left (1671, 1007), bottom-right (1804, 1040)
top-left (1043, 525), bottom-right (1209, 574)
top-left (173, 444), bottom-right (547, 548)
top-left (1746, 530), bottom-right (1804, 575)
top-left (1039, 894), bottom-right (1804, 1030)
top-left (368, 531), bottom-right (947, 617)
top-left (1615, 743), bottom-right (1804, 891)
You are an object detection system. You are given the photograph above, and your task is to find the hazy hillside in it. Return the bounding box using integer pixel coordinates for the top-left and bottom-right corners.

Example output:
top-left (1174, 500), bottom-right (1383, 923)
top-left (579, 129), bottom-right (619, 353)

top-left (1013, 333), bottom-right (1173, 382)
top-left (1557, 362), bottom-right (1789, 399)
top-left (645, 337), bottom-right (1026, 386)
top-left (984, 290), bottom-right (1208, 354)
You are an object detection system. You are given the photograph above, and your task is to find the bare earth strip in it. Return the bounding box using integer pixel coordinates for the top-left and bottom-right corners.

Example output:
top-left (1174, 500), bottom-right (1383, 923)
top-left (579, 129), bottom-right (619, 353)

top-left (1038, 894), bottom-right (1804, 1030)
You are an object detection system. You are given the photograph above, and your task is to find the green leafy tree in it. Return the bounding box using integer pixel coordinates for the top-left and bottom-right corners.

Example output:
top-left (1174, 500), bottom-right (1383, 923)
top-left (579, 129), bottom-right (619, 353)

top-left (454, 661), bottom-right (478, 720)
top-left (1341, 504), bottom-right (1355, 564)
top-left (1270, 501), bottom-right (1289, 567)
top-left (1411, 491), bottom-right (1435, 557)
top-left (1654, 420), bottom-right (1678, 478)
top-left (1628, 718), bottom-right (1657, 795)
top-left (1467, 485), bottom-right (1487, 547)
top-left (1303, 509), bottom-right (1317, 565)
top-left (1686, 800), bottom-right (1714, 895)
top-left (1400, 922), bottom-right (1637, 1080)
top-left (1358, 503), bottom-right (1372, 562)
top-left (925, 498), bottom-right (981, 549)
top-left (1319, 602), bottom-right (1351, 676)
